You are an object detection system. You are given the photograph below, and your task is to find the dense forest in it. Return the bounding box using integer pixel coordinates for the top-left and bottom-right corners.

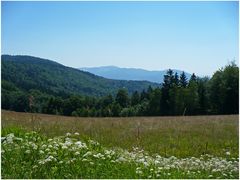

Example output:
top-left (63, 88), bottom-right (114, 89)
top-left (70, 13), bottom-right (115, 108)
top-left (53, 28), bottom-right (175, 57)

top-left (2, 58), bottom-right (239, 116)
top-left (2, 55), bottom-right (159, 97)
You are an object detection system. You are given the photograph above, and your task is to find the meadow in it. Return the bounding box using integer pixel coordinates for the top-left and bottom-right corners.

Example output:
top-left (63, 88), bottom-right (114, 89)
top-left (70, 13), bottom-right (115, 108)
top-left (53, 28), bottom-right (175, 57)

top-left (1, 110), bottom-right (239, 178)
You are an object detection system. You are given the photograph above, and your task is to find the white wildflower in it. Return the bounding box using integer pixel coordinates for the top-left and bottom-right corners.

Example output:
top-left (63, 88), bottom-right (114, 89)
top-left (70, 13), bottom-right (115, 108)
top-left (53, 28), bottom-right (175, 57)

top-left (62, 145), bottom-right (67, 149)
top-left (83, 151), bottom-right (92, 157)
top-left (75, 151), bottom-right (80, 156)
top-left (136, 169), bottom-right (143, 174)
top-left (226, 151), bottom-right (231, 156)
top-left (117, 156), bottom-right (126, 162)
top-left (66, 133), bottom-right (71, 137)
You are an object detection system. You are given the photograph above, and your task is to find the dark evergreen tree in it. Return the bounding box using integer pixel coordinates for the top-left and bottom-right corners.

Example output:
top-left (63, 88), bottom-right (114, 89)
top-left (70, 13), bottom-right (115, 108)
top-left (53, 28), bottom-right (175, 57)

top-left (173, 72), bottom-right (179, 86)
top-left (197, 77), bottom-right (209, 114)
top-left (140, 90), bottom-right (148, 101)
top-left (115, 89), bottom-right (129, 108)
top-left (189, 73), bottom-right (197, 83)
top-left (111, 102), bottom-right (121, 117)
top-left (131, 91), bottom-right (140, 106)
top-left (149, 88), bottom-right (161, 115)
top-left (160, 69), bottom-right (174, 115)
top-left (179, 71), bottom-right (188, 88)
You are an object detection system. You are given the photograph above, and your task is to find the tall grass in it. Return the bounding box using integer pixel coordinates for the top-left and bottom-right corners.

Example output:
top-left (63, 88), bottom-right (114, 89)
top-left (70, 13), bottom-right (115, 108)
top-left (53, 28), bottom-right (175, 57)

top-left (1, 128), bottom-right (238, 179)
top-left (1, 110), bottom-right (238, 158)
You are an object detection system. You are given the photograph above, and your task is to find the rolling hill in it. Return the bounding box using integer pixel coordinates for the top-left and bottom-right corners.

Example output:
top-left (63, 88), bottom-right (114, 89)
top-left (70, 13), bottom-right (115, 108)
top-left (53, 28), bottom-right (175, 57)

top-left (80, 66), bottom-right (191, 83)
top-left (1, 55), bottom-right (159, 97)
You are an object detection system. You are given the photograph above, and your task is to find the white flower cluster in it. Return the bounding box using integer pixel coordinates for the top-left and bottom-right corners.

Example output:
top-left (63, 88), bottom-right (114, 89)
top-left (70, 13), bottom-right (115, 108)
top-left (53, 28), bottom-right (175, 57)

top-left (1, 132), bottom-right (239, 179)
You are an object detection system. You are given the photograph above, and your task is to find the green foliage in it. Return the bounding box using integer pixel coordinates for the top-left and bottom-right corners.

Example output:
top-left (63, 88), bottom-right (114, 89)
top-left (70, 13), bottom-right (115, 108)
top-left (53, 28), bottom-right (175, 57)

top-left (115, 89), bottom-right (129, 108)
top-left (179, 71), bottom-right (188, 88)
top-left (2, 128), bottom-right (239, 179)
top-left (131, 91), bottom-right (140, 106)
top-left (2, 55), bottom-right (239, 116)
top-left (209, 62), bottom-right (239, 114)
top-left (2, 55), bottom-right (158, 97)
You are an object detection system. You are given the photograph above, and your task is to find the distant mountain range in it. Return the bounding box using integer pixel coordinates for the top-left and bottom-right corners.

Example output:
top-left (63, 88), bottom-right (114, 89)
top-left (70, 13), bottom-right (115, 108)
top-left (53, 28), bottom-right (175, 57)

top-left (2, 55), bottom-right (159, 97)
top-left (79, 66), bottom-right (191, 83)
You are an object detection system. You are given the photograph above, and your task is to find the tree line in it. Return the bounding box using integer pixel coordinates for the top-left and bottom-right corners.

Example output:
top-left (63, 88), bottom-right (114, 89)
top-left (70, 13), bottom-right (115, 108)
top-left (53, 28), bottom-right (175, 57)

top-left (2, 62), bottom-right (238, 116)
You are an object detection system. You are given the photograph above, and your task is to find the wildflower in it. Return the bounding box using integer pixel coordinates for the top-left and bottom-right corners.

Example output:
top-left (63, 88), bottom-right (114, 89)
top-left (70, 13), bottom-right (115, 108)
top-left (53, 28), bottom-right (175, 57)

top-left (39, 160), bottom-right (45, 165)
top-left (89, 140), bottom-right (99, 146)
top-left (6, 133), bottom-right (14, 143)
top-left (74, 132), bottom-right (79, 136)
top-left (1, 137), bottom-right (6, 142)
top-left (136, 169), bottom-right (143, 174)
top-left (143, 161), bottom-right (149, 166)
top-left (70, 158), bottom-right (76, 163)
top-left (66, 133), bottom-right (71, 137)
top-left (51, 152), bottom-right (57, 156)
top-left (45, 155), bottom-right (56, 162)
top-left (62, 145), bottom-right (68, 149)
top-left (75, 141), bottom-right (87, 148)
top-left (117, 156), bottom-right (126, 162)
top-left (32, 144), bottom-right (38, 150)
top-left (75, 152), bottom-right (80, 156)
top-left (226, 151), bottom-right (231, 156)
top-left (154, 160), bottom-right (160, 165)
top-left (15, 137), bottom-right (23, 141)
top-left (83, 151), bottom-right (92, 157)
top-left (64, 141), bottom-right (72, 146)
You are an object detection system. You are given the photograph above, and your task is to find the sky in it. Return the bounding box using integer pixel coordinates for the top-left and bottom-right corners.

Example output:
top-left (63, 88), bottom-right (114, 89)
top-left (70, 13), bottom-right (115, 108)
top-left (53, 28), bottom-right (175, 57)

top-left (1, 1), bottom-right (239, 76)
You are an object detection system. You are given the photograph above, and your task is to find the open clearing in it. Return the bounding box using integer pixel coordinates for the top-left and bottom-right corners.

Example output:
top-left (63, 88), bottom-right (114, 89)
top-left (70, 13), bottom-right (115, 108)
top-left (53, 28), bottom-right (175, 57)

top-left (2, 110), bottom-right (238, 158)
top-left (1, 110), bottom-right (239, 179)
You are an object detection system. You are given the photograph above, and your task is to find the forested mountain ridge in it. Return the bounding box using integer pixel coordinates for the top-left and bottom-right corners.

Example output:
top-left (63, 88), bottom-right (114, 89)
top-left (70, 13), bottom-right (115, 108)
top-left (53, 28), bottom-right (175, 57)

top-left (80, 66), bottom-right (191, 83)
top-left (1, 55), bottom-right (238, 116)
top-left (2, 55), bottom-right (159, 97)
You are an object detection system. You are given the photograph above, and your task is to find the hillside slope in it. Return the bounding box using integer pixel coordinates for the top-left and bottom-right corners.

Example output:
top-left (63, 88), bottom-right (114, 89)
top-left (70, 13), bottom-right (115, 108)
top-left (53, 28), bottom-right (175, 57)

top-left (80, 66), bottom-right (191, 83)
top-left (2, 55), bottom-right (159, 97)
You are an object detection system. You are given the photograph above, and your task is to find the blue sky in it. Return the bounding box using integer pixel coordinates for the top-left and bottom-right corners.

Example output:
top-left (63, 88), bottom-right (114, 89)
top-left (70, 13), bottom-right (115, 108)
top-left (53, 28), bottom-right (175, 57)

top-left (2, 1), bottom-right (239, 76)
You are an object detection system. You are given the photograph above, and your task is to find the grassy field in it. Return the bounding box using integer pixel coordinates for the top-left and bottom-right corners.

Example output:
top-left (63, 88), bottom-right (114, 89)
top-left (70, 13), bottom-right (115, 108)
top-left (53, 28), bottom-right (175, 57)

top-left (1, 110), bottom-right (239, 178)
top-left (2, 110), bottom-right (239, 158)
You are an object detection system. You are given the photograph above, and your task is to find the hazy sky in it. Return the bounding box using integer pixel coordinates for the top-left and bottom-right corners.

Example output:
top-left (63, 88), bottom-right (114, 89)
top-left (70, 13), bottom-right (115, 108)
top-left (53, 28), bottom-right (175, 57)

top-left (2, 1), bottom-right (239, 76)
